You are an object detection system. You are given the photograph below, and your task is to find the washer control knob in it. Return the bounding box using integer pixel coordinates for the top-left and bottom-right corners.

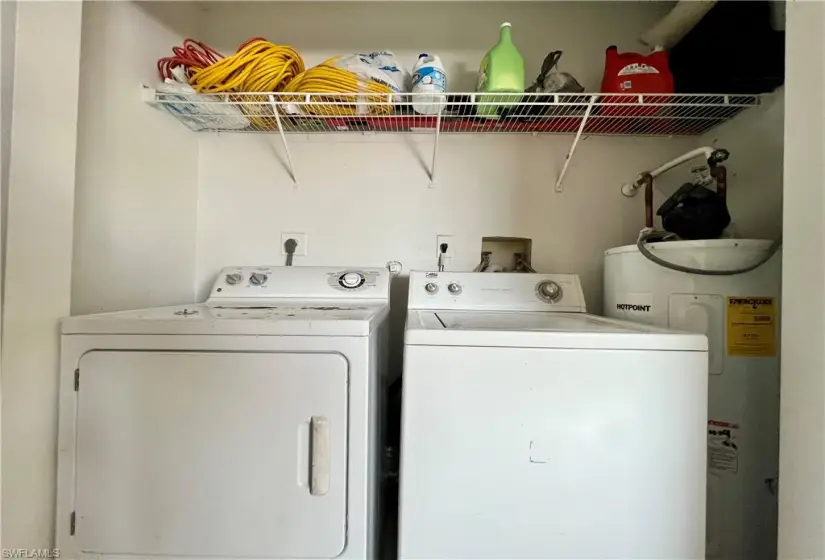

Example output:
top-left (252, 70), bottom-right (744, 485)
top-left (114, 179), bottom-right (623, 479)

top-left (225, 273), bottom-right (243, 285)
top-left (249, 272), bottom-right (268, 286)
top-left (537, 280), bottom-right (562, 303)
top-left (425, 282), bottom-right (439, 294)
top-left (447, 282), bottom-right (462, 295)
top-left (340, 272), bottom-right (364, 288)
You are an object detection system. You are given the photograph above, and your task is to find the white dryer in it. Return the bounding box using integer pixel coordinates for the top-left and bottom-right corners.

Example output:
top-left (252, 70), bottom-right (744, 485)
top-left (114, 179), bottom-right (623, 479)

top-left (56, 266), bottom-right (391, 560)
top-left (399, 271), bottom-right (709, 560)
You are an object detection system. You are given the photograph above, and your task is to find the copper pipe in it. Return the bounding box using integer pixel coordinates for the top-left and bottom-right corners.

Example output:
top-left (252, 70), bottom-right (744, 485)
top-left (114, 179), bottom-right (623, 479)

top-left (713, 164), bottom-right (727, 201)
top-left (640, 173), bottom-right (655, 228)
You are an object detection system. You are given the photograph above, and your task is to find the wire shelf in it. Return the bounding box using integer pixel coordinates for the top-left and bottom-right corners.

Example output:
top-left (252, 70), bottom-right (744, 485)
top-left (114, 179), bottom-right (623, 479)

top-left (151, 90), bottom-right (763, 136)
top-left (147, 88), bottom-right (765, 189)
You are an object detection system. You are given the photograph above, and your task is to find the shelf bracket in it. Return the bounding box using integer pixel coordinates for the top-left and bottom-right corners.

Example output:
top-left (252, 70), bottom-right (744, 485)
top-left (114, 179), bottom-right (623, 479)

top-left (428, 106), bottom-right (443, 188)
top-left (270, 95), bottom-right (299, 187)
top-left (554, 95), bottom-right (598, 193)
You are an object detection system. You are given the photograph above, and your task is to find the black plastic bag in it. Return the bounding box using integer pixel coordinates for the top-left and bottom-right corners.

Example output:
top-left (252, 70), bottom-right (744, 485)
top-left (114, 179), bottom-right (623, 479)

top-left (657, 182), bottom-right (731, 240)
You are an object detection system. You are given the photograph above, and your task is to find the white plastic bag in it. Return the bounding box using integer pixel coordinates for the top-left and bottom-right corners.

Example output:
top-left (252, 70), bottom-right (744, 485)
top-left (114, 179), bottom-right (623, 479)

top-left (333, 51), bottom-right (411, 96)
top-left (155, 79), bottom-right (250, 131)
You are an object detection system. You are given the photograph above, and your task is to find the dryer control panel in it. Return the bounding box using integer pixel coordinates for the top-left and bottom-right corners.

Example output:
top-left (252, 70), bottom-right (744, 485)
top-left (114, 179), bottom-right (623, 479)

top-left (208, 266), bottom-right (390, 301)
top-left (408, 271), bottom-right (586, 312)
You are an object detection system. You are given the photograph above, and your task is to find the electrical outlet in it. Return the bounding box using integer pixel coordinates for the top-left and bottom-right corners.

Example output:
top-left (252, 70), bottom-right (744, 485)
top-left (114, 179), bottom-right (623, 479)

top-left (436, 235), bottom-right (454, 259)
top-left (281, 232), bottom-right (308, 256)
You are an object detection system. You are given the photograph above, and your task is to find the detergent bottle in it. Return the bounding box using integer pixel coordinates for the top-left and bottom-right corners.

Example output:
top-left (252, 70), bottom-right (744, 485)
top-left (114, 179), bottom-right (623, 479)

top-left (412, 53), bottom-right (447, 115)
top-left (476, 22), bottom-right (525, 117)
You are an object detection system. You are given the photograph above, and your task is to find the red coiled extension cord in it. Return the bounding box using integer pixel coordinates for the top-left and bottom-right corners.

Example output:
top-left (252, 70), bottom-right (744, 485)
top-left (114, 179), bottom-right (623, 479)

top-left (157, 39), bottom-right (223, 81)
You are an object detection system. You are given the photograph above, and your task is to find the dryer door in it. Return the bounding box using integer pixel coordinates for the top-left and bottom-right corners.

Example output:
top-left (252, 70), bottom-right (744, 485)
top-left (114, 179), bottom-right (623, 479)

top-left (73, 350), bottom-right (348, 558)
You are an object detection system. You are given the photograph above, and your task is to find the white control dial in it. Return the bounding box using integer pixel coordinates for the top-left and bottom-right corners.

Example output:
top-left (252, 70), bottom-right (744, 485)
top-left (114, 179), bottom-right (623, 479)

top-left (448, 283), bottom-right (462, 295)
top-left (249, 272), bottom-right (268, 286)
top-left (425, 282), bottom-right (439, 294)
top-left (225, 273), bottom-right (243, 285)
top-left (537, 280), bottom-right (562, 303)
top-left (340, 272), bottom-right (365, 289)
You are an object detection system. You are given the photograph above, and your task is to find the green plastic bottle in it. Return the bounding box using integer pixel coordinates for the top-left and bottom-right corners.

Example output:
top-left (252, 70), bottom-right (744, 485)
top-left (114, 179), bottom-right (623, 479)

top-left (476, 22), bottom-right (525, 118)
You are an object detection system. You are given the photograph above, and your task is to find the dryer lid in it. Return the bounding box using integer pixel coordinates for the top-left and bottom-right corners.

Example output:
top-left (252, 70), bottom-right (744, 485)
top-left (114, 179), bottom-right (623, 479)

top-left (62, 301), bottom-right (389, 336)
top-left (64, 266), bottom-right (392, 336)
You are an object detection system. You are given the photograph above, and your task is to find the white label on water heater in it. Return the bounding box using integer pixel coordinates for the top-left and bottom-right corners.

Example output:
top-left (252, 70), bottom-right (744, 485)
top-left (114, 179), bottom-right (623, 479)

top-left (708, 420), bottom-right (739, 474)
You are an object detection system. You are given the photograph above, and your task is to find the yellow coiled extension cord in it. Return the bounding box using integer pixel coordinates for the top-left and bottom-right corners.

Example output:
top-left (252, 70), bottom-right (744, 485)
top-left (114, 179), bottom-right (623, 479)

top-left (284, 58), bottom-right (393, 116)
top-left (188, 39), bottom-right (394, 124)
top-left (189, 38), bottom-right (304, 129)
top-left (189, 38), bottom-right (304, 93)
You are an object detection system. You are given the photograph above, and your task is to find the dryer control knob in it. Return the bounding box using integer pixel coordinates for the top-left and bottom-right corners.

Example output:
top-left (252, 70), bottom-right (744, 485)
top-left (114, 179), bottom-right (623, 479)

top-left (537, 280), bottom-right (562, 303)
top-left (249, 272), bottom-right (268, 286)
top-left (340, 272), bottom-right (364, 288)
top-left (425, 282), bottom-right (439, 294)
top-left (225, 273), bottom-right (243, 285)
top-left (447, 283), bottom-right (462, 295)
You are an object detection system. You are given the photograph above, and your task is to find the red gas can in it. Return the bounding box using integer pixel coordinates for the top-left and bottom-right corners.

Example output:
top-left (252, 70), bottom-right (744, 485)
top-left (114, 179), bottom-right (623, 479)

top-left (601, 46), bottom-right (674, 95)
top-left (599, 46), bottom-right (674, 125)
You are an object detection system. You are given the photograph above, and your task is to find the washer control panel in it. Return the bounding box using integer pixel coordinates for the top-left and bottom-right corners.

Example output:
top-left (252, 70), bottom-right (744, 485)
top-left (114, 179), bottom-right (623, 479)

top-left (249, 272), bottom-right (268, 286)
top-left (536, 280), bottom-right (562, 303)
top-left (407, 271), bottom-right (586, 312)
top-left (326, 269), bottom-right (385, 292)
top-left (208, 266), bottom-right (390, 300)
top-left (337, 271), bottom-right (366, 289)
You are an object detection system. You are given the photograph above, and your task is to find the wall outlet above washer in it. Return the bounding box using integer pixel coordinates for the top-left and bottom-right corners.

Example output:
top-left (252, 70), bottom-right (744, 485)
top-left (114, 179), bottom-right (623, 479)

top-left (281, 232), bottom-right (308, 256)
top-left (436, 234), bottom-right (453, 259)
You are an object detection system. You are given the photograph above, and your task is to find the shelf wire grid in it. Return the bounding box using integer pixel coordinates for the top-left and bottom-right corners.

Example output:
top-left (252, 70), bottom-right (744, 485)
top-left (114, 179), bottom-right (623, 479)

top-left (153, 91), bottom-right (763, 136)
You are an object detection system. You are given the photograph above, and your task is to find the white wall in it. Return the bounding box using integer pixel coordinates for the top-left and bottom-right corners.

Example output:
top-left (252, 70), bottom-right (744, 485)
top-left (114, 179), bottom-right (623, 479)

top-left (778, 2), bottom-right (825, 558)
top-left (0, 0), bottom-right (201, 549)
top-left (71, 1), bottom-right (202, 315)
top-left (698, 89), bottom-right (784, 240)
top-left (0, 1), bottom-right (16, 547)
top-left (196, 133), bottom-right (690, 310)
top-left (0, 0), bottom-right (16, 297)
top-left (2, 1), bottom-right (82, 548)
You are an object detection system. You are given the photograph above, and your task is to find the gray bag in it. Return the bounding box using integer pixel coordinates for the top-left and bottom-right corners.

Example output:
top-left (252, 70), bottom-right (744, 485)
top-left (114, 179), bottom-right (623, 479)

top-left (526, 51), bottom-right (584, 94)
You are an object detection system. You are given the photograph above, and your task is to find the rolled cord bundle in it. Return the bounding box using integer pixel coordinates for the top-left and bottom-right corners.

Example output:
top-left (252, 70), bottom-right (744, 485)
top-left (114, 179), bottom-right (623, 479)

top-left (189, 38), bottom-right (305, 93)
top-left (185, 39), bottom-right (393, 119)
top-left (284, 58), bottom-right (393, 116)
top-left (155, 39), bottom-right (252, 130)
top-left (158, 39), bottom-right (223, 82)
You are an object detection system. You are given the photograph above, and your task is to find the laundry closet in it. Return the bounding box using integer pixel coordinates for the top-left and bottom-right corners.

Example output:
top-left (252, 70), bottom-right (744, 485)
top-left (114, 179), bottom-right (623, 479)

top-left (0, 0), bottom-right (797, 558)
top-left (70, 1), bottom-right (784, 318)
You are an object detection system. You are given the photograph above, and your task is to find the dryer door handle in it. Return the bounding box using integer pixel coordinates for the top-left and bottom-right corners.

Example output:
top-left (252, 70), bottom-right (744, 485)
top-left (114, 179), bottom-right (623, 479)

top-left (309, 415), bottom-right (331, 496)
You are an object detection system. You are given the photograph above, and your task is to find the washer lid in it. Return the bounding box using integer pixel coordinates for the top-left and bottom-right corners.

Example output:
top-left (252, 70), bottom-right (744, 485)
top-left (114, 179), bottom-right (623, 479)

top-left (406, 310), bottom-right (707, 351)
top-left (62, 300), bottom-right (389, 336)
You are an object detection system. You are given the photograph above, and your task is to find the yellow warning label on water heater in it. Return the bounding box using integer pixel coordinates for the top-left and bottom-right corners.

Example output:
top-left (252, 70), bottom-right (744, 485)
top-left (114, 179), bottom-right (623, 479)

top-left (726, 297), bottom-right (776, 357)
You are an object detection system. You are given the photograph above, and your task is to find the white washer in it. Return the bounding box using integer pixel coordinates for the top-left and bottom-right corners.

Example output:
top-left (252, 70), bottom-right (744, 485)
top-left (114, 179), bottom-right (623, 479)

top-left (56, 266), bottom-right (391, 560)
top-left (399, 271), bottom-right (709, 560)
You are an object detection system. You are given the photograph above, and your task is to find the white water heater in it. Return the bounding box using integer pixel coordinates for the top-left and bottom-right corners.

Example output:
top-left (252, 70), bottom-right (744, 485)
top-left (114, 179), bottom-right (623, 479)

top-left (604, 239), bottom-right (780, 560)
